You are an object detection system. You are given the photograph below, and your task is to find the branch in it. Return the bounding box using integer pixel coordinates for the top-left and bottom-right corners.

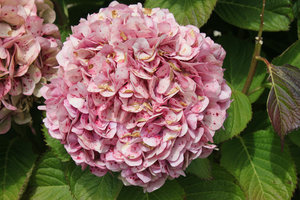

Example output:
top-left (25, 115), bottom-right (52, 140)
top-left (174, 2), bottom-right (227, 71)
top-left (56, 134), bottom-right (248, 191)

top-left (242, 0), bottom-right (266, 94)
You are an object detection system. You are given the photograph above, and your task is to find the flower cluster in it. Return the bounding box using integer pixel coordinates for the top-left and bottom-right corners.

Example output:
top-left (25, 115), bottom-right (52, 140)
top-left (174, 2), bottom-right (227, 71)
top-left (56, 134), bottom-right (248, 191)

top-left (41, 1), bottom-right (231, 192)
top-left (0, 0), bottom-right (61, 134)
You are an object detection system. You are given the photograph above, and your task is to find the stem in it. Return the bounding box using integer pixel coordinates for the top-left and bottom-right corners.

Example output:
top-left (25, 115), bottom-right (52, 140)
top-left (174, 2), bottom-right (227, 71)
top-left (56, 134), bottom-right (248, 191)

top-left (247, 82), bottom-right (272, 96)
top-left (242, 0), bottom-right (266, 94)
top-left (256, 56), bottom-right (270, 68)
top-left (52, 0), bottom-right (69, 26)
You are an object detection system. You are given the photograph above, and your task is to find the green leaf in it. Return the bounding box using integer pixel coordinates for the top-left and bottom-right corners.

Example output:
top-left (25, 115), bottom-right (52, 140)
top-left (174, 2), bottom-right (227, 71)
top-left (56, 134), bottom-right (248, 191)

top-left (117, 186), bottom-right (145, 200)
top-left (186, 158), bottom-right (212, 180)
top-left (215, 0), bottom-right (294, 31)
top-left (0, 133), bottom-right (38, 200)
top-left (287, 139), bottom-right (300, 174)
top-left (59, 25), bottom-right (72, 43)
top-left (117, 180), bottom-right (185, 200)
top-left (294, 0), bottom-right (300, 39)
top-left (218, 35), bottom-right (267, 103)
top-left (31, 151), bottom-right (123, 200)
top-left (179, 164), bottom-right (245, 200)
top-left (288, 130), bottom-right (300, 147)
top-left (267, 64), bottom-right (300, 137)
top-left (214, 88), bottom-right (252, 143)
top-left (144, 0), bottom-right (217, 27)
top-left (67, 164), bottom-right (123, 200)
top-left (298, 20), bottom-right (300, 39)
top-left (272, 40), bottom-right (300, 68)
top-left (221, 130), bottom-right (297, 200)
top-left (220, 36), bottom-right (267, 102)
top-left (43, 126), bottom-right (70, 162)
top-left (243, 111), bottom-right (271, 134)
top-left (31, 151), bottom-right (73, 200)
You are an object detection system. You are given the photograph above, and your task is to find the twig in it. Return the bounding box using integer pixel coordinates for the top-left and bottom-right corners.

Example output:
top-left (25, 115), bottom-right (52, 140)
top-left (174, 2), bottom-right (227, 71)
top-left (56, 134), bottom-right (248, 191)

top-left (242, 0), bottom-right (266, 94)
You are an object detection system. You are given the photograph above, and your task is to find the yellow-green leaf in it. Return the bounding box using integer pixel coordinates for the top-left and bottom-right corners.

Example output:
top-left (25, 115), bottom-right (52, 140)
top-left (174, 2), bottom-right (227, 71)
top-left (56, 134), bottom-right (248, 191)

top-left (221, 130), bottom-right (297, 200)
top-left (144, 0), bottom-right (217, 27)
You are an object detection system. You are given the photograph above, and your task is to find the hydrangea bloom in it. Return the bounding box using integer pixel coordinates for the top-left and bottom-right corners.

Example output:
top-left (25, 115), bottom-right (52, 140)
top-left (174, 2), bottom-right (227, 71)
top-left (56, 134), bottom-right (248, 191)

top-left (41, 1), bottom-right (231, 192)
top-left (0, 0), bottom-right (61, 134)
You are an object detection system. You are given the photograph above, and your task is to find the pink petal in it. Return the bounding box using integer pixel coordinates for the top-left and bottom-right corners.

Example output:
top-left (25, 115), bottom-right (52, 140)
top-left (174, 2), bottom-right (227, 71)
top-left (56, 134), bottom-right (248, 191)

top-left (145, 178), bottom-right (166, 193)
top-left (156, 76), bottom-right (170, 94)
top-left (67, 95), bottom-right (85, 109)
top-left (0, 22), bottom-right (12, 37)
top-left (21, 65), bottom-right (42, 95)
top-left (143, 137), bottom-right (161, 147)
top-left (90, 167), bottom-right (107, 177)
top-left (124, 156), bottom-right (143, 166)
top-left (26, 16), bottom-right (43, 36)
top-left (132, 38), bottom-right (155, 61)
top-left (119, 83), bottom-right (134, 98)
top-left (130, 72), bottom-right (149, 99)
top-left (137, 170), bottom-right (152, 183)
top-left (15, 35), bottom-right (41, 68)
top-left (203, 79), bottom-right (221, 98)
top-left (187, 114), bottom-right (197, 130)
top-left (203, 107), bottom-right (226, 130)
top-left (167, 137), bottom-right (186, 162)
top-left (191, 97), bottom-right (209, 113)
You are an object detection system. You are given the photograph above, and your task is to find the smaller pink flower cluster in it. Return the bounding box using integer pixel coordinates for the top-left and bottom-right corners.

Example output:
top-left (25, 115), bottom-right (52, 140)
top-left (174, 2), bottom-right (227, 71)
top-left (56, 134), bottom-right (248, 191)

top-left (42, 1), bottom-right (231, 192)
top-left (0, 0), bottom-right (61, 134)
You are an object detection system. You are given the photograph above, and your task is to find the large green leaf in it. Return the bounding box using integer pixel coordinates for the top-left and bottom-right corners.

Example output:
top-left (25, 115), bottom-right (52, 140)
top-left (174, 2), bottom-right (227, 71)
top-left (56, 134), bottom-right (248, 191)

top-left (214, 88), bottom-right (252, 143)
top-left (30, 151), bottom-right (123, 200)
top-left (298, 20), bottom-right (300, 39)
top-left (243, 111), bottom-right (271, 134)
top-left (272, 40), bottom-right (300, 68)
top-left (144, 0), bottom-right (217, 27)
top-left (117, 186), bottom-right (145, 200)
top-left (186, 158), bottom-right (212, 180)
top-left (0, 133), bottom-right (37, 200)
top-left (42, 126), bottom-right (70, 162)
top-left (267, 64), bottom-right (300, 137)
top-left (30, 151), bottom-right (74, 200)
top-left (67, 164), bottom-right (123, 200)
top-left (287, 139), bottom-right (300, 174)
top-left (288, 130), bottom-right (300, 147)
top-left (294, 0), bottom-right (300, 38)
top-left (117, 180), bottom-right (185, 200)
top-left (221, 130), bottom-right (297, 200)
top-left (215, 0), bottom-right (294, 31)
top-left (179, 164), bottom-right (245, 200)
top-left (218, 35), bottom-right (267, 103)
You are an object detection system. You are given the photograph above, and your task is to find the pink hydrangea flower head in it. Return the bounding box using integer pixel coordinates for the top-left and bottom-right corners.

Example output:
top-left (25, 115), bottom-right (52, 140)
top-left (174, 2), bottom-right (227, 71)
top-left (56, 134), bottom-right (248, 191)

top-left (0, 0), bottom-right (61, 134)
top-left (42, 1), bottom-right (231, 192)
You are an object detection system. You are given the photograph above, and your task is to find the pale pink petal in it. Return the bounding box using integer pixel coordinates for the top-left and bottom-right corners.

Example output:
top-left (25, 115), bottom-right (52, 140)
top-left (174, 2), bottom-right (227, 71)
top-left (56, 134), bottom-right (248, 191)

top-left (203, 107), bottom-right (226, 130)
top-left (156, 76), bottom-right (170, 94)
top-left (15, 35), bottom-right (41, 68)
top-left (0, 22), bottom-right (12, 37)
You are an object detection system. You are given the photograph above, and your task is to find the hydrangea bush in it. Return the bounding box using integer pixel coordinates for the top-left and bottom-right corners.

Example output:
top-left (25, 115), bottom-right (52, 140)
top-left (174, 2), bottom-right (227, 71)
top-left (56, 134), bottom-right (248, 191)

top-left (1, 0), bottom-right (300, 199)
top-left (41, 1), bottom-right (231, 191)
top-left (0, 0), bottom-right (61, 134)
